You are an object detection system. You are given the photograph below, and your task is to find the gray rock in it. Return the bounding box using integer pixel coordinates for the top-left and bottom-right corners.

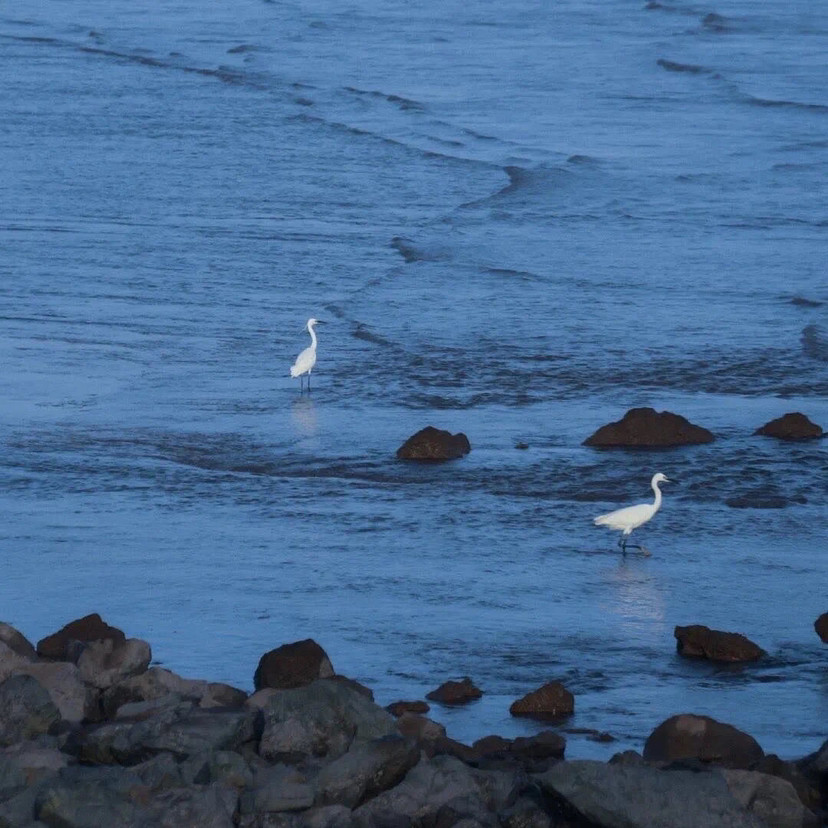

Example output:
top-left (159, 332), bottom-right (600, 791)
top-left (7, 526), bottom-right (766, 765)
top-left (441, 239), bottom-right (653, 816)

top-left (0, 676), bottom-right (60, 746)
top-left (259, 680), bottom-right (397, 763)
top-left (315, 736), bottom-right (420, 808)
top-left (0, 625), bottom-right (37, 662)
top-left (77, 637), bottom-right (152, 690)
top-left (536, 759), bottom-right (762, 828)
top-left (102, 666), bottom-right (246, 717)
top-left (0, 741), bottom-right (70, 800)
top-left (241, 764), bottom-right (315, 814)
top-left (722, 769), bottom-right (818, 828)
top-left (9, 662), bottom-right (98, 723)
top-left (133, 751), bottom-right (186, 791)
top-left (181, 749), bottom-right (253, 789)
top-left (0, 776), bottom-right (54, 827)
top-left (301, 805), bottom-right (353, 828)
top-left (144, 782), bottom-right (238, 828)
top-left (0, 642), bottom-right (35, 687)
top-left (499, 797), bottom-right (552, 828)
top-left (352, 755), bottom-right (491, 828)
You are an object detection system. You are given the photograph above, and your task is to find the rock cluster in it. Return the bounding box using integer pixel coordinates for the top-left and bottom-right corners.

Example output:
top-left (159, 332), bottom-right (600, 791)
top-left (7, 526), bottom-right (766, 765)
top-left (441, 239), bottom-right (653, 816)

top-left (0, 615), bottom-right (826, 827)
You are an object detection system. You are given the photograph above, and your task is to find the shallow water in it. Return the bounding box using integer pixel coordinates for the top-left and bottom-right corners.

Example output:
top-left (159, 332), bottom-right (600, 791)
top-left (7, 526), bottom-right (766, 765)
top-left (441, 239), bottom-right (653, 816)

top-left (1, 0), bottom-right (826, 759)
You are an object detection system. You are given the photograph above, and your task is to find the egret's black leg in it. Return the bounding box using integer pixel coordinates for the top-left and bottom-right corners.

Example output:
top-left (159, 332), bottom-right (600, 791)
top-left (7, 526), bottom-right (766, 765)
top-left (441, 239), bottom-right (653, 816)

top-left (308, 372), bottom-right (312, 392)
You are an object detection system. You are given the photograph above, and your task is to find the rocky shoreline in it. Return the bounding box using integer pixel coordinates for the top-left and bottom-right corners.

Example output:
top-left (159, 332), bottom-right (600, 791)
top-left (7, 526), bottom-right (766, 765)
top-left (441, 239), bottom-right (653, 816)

top-left (1, 614), bottom-right (825, 827)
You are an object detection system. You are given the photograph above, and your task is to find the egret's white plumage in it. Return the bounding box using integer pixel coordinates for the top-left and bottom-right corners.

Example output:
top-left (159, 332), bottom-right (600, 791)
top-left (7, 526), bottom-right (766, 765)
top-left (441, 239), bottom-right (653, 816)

top-left (594, 472), bottom-right (671, 553)
top-left (290, 317), bottom-right (323, 391)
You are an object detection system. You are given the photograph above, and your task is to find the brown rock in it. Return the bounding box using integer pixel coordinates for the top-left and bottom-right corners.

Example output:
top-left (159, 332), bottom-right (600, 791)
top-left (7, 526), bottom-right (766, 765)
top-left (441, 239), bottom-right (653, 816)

top-left (510, 730), bottom-right (567, 761)
top-left (674, 624), bottom-right (764, 663)
top-left (253, 639), bottom-right (334, 691)
top-left (386, 700), bottom-right (430, 717)
top-left (643, 713), bottom-right (764, 769)
top-left (755, 412), bottom-right (823, 441)
top-left (395, 713), bottom-right (446, 751)
top-left (36, 614), bottom-right (126, 661)
top-left (396, 426), bottom-right (471, 461)
top-left (815, 613), bottom-right (828, 643)
top-left (425, 677), bottom-right (482, 705)
top-left (584, 407), bottom-right (714, 447)
top-left (509, 682), bottom-right (574, 720)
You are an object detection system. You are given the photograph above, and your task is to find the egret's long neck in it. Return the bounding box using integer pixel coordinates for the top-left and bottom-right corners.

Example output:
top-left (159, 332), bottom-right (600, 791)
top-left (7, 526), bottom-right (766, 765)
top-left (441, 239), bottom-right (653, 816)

top-left (308, 323), bottom-right (318, 349)
top-left (651, 480), bottom-right (663, 512)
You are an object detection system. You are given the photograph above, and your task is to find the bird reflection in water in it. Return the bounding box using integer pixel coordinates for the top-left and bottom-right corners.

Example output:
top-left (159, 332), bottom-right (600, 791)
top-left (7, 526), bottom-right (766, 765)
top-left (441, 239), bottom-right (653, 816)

top-left (291, 396), bottom-right (318, 435)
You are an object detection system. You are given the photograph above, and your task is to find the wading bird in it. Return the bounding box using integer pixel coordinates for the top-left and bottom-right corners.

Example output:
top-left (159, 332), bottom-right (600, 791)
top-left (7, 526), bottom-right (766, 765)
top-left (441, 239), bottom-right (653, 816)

top-left (290, 318), bottom-right (324, 392)
top-left (593, 472), bottom-right (672, 553)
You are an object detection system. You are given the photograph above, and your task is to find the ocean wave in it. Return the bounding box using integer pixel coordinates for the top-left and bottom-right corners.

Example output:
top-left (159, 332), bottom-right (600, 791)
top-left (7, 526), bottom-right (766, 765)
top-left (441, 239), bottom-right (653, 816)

top-left (656, 58), bottom-right (711, 75)
top-left (801, 324), bottom-right (828, 362)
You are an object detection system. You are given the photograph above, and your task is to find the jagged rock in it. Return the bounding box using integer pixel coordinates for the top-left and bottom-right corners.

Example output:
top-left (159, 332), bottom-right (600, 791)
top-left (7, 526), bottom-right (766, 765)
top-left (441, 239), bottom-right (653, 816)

top-left (258, 679), bottom-right (398, 764)
top-left (754, 412), bottom-right (823, 441)
top-left (0, 624), bottom-right (37, 662)
top-left (102, 666), bottom-right (246, 717)
top-left (254, 640), bottom-right (335, 691)
top-left (181, 749), bottom-right (254, 790)
top-left (753, 754), bottom-right (822, 814)
top-left (328, 675), bottom-right (374, 702)
top-left (500, 797), bottom-right (553, 828)
top-left (386, 700), bottom-right (429, 717)
top-left (144, 782), bottom-right (238, 827)
top-left (36, 613), bottom-right (126, 661)
top-left (425, 677), bottom-right (482, 706)
top-left (722, 769), bottom-right (818, 828)
top-left (396, 426), bottom-right (471, 461)
top-left (133, 751), bottom-right (186, 791)
top-left (814, 613), bottom-right (828, 643)
top-left (674, 624), bottom-right (764, 663)
top-left (352, 755), bottom-right (491, 828)
top-left (315, 735), bottom-right (420, 808)
top-left (584, 407), bottom-right (714, 447)
top-left (509, 682), bottom-right (574, 720)
top-left (0, 675), bottom-right (61, 746)
top-left (240, 764), bottom-right (315, 814)
top-left (643, 714), bottom-right (764, 769)
top-left (10, 661), bottom-right (99, 723)
top-left (302, 805), bottom-right (354, 828)
top-left (536, 760), bottom-right (760, 828)
top-left (77, 637), bottom-right (152, 690)
top-left (509, 731), bottom-right (566, 762)
top-left (0, 641), bottom-right (36, 684)
top-left (395, 713), bottom-right (446, 752)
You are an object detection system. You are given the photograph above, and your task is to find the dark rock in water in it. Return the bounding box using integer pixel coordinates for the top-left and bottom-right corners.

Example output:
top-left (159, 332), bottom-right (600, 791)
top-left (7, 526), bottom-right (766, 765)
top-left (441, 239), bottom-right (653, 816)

top-left (254, 639), bottom-right (334, 691)
top-left (386, 699), bottom-right (429, 717)
top-left (37, 613), bottom-right (126, 661)
top-left (0, 674), bottom-right (61, 746)
top-left (396, 426), bottom-right (471, 461)
top-left (754, 412), bottom-right (824, 441)
top-left (425, 677), bottom-right (482, 705)
top-left (583, 407), bottom-right (714, 447)
top-left (815, 613), bottom-right (828, 643)
top-left (509, 682), bottom-right (574, 720)
top-left (509, 731), bottom-right (566, 762)
top-left (674, 624), bottom-right (764, 663)
top-left (643, 713), bottom-right (764, 769)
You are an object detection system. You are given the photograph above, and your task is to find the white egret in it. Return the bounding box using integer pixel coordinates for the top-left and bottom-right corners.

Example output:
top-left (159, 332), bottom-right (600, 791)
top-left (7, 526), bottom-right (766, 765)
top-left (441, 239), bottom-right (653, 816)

top-left (290, 318), bottom-right (324, 392)
top-left (593, 472), bottom-right (672, 553)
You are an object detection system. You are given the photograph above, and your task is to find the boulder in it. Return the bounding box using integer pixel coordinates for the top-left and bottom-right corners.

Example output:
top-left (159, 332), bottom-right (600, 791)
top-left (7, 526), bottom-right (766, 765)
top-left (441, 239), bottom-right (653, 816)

top-left (509, 731), bottom-right (566, 762)
top-left (674, 624), bottom-right (764, 663)
top-left (0, 641), bottom-right (35, 684)
top-left (643, 714), bottom-right (764, 769)
top-left (395, 713), bottom-right (446, 751)
top-left (814, 613), bottom-right (828, 643)
top-left (315, 735), bottom-right (420, 808)
top-left (144, 783), bottom-right (238, 828)
top-left (386, 700), bottom-right (429, 717)
top-left (77, 637), bottom-right (152, 690)
top-left (254, 640), bottom-right (335, 691)
top-left (509, 682), bottom-right (574, 720)
top-left (536, 760), bottom-right (760, 828)
top-left (396, 426), bottom-right (471, 461)
top-left (0, 675), bottom-right (61, 746)
top-left (11, 661), bottom-right (99, 722)
top-left (0, 623), bottom-right (37, 661)
top-left (258, 679), bottom-right (398, 764)
top-left (748, 754), bottom-right (822, 818)
top-left (722, 769), bottom-right (818, 828)
top-left (36, 613), bottom-right (126, 660)
top-left (754, 413), bottom-right (823, 441)
top-left (583, 407), bottom-right (714, 447)
top-left (425, 677), bottom-right (482, 706)
top-left (239, 764), bottom-right (315, 815)
top-left (102, 666), bottom-right (246, 717)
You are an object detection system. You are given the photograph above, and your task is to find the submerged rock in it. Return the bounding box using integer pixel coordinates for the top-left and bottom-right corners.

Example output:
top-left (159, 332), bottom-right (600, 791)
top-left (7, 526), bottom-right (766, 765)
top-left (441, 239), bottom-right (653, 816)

top-left (584, 407), bottom-right (714, 447)
top-left (814, 613), bottom-right (828, 643)
top-left (386, 700), bottom-right (429, 717)
top-left (754, 412), bottom-right (824, 441)
top-left (643, 713), bottom-right (764, 769)
top-left (425, 677), bottom-right (482, 706)
top-left (674, 624), bottom-right (764, 663)
top-left (396, 426), bottom-right (471, 461)
top-left (509, 682), bottom-right (574, 720)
